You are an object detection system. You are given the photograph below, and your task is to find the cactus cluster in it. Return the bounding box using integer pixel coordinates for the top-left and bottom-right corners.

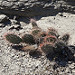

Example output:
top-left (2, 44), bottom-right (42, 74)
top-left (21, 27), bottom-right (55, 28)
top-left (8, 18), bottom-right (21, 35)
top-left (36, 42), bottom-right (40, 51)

top-left (4, 19), bottom-right (74, 60)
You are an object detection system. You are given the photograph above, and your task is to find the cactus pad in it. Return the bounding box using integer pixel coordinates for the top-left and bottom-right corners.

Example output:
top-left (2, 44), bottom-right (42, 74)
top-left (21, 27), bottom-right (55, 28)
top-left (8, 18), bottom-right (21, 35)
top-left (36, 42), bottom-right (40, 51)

top-left (40, 43), bottom-right (54, 54)
top-left (5, 33), bottom-right (22, 44)
top-left (22, 34), bottom-right (35, 44)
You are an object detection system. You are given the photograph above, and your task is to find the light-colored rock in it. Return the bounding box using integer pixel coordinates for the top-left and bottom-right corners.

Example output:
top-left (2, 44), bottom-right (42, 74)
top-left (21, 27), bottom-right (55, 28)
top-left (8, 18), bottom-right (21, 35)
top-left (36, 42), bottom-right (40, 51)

top-left (0, 14), bottom-right (9, 23)
top-left (0, 23), bottom-right (5, 27)
top-left (10, 19), bottom-right (19, 25)
top-left (72, 69), bottom-right (75, 73)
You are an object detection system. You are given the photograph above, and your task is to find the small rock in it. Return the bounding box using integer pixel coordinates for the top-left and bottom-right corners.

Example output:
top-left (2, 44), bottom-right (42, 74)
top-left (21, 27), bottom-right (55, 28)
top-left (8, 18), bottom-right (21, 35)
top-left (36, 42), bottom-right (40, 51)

top-left (65, 68), bottom-right (70, 73)
top-left (10, 19), bottom-right (19, 25)
top-left (0, 14), bottom-right (9, 23)
top-left (72, 69), bottom-right (75, 73)
top-left (9, 24), bottom-right (22, 30)
top-left (0, 23), bottom-right (5, 27)
top-left (20, 21), bottom-right (27, 27)
top-left (58, 13), bottom-right (63, 16)
top-left (69, 64), bottom-right (75, 69)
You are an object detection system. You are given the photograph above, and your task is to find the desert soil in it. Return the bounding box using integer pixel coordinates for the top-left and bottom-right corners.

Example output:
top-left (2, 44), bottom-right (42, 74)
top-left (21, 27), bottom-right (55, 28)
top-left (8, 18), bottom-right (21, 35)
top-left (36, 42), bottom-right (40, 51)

top-left (0, 12), bottom-right (75, 75)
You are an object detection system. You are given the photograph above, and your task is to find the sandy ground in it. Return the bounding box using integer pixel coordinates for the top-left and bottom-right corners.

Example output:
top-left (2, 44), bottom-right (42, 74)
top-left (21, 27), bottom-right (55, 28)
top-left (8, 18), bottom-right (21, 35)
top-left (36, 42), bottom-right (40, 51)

top-left (37, 13), bottom-right (75, 45)
top-left (0, 12), bottom-right (75, 75)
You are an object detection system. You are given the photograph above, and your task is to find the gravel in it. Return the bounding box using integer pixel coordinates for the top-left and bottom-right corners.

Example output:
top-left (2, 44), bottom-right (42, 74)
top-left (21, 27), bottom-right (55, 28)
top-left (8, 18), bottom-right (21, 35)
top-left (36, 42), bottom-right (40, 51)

top-left (0, 12), bottom-right (75, 75)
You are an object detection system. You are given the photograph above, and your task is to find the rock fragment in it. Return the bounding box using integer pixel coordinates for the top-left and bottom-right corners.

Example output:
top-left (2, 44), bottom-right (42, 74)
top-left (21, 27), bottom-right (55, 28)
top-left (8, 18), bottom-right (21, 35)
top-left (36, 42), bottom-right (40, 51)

top-left (0, 14), bottom-right (9, 23)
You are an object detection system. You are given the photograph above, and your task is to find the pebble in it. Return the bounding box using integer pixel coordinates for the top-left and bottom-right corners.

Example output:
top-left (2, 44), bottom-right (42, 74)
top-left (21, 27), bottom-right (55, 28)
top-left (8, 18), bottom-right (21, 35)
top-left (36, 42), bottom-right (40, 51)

top-left (69, 64), bottom-right (75, 69)
top-left (10, 19), bottom-right (19, 25)
top-left (72, 69), bottom-right (75, 73)
top-left (0, 14), bottom-right (9, 23)
top-left (0, 23), bottom-right (5, 27)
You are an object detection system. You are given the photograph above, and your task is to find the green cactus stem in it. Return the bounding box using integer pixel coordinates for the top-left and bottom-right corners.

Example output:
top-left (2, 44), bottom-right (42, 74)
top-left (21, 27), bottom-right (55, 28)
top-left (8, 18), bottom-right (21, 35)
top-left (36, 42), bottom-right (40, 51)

top-left (5, 33), bottom-right (22, 44)
top-left (40, 43), bottom-right (54, 55)
top-left (22, 34), bottom-right (35, 44)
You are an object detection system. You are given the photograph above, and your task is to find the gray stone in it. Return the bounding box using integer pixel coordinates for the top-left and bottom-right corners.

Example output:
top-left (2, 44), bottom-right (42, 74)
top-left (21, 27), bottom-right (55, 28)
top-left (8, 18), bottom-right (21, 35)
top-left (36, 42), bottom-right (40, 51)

top-left (72, 69), bottom-right (75, 73)
top-left (69, 64), bottom-right (75, 69)
top-left (0, 23), bottom-right (5, 27)
top-left (0, 14), bottom-right (9, 23)
top-left (2, 1), bottom-right (13, 7)
top-left (9, 24), bottom-right (21, 30)
top-left (0, 0), bottom-right (75, 17)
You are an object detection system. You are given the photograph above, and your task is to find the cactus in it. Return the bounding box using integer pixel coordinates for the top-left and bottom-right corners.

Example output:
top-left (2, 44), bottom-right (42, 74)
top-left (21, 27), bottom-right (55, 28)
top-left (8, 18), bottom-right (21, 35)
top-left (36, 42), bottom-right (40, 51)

top-left (4, 33), bottom-right (22, 44)
top-left (31, 28), bottom-right (46, 44)
top-left (47, 27), bottom-right (59, 38)
top-left (44, 35), bottom-right (57, 43)
top-left (39, 31), bottom-right (46, 37)
top-left (30, 19), bottom-right (38, 28)
top-left (40, 43), bottom-right (54, 55)
top-left (31, 29), bottom-right (41, 35)
top-left (39, 37), bottom-right (45, 44)
top-left (22, 34), bottom-right (35, 45)
top-left (47, 27), bottom-right (57, 33)
top-left (39, 35), bottom-right (56, 55)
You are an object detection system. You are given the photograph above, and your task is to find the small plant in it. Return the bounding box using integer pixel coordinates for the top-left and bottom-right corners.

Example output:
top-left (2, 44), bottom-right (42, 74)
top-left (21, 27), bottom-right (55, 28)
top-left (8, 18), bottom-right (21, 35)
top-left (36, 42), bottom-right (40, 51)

top-left (31, 28), bottom-right (46, 44)
top-left (4, 19), bottom-right (74, 60)
top-left (44, 35), bottom-right (57, 43)
top-left (30, 19), bottom-right (38, 28)
top-left (22, 44), bottom-right (38, 51)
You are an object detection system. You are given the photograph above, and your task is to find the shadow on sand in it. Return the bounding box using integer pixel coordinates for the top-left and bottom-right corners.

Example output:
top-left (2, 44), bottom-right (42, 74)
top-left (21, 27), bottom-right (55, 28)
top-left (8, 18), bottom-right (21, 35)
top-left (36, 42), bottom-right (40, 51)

top-left (12, 44), bottom-right (75, 68)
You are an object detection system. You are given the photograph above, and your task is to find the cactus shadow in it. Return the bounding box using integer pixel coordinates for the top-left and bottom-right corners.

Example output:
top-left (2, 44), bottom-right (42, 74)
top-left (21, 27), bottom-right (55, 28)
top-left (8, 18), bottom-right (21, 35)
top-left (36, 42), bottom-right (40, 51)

top-left (46, 45), bottom-right (75, 67)
top-left (29, 50), bottom-right (42, 59)
top-left (11, 45), bottom-right (42, 58)
top-left (11, 45), bottom-right (24, 52)
top-left (11, 44), bottom-right (75, 65)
